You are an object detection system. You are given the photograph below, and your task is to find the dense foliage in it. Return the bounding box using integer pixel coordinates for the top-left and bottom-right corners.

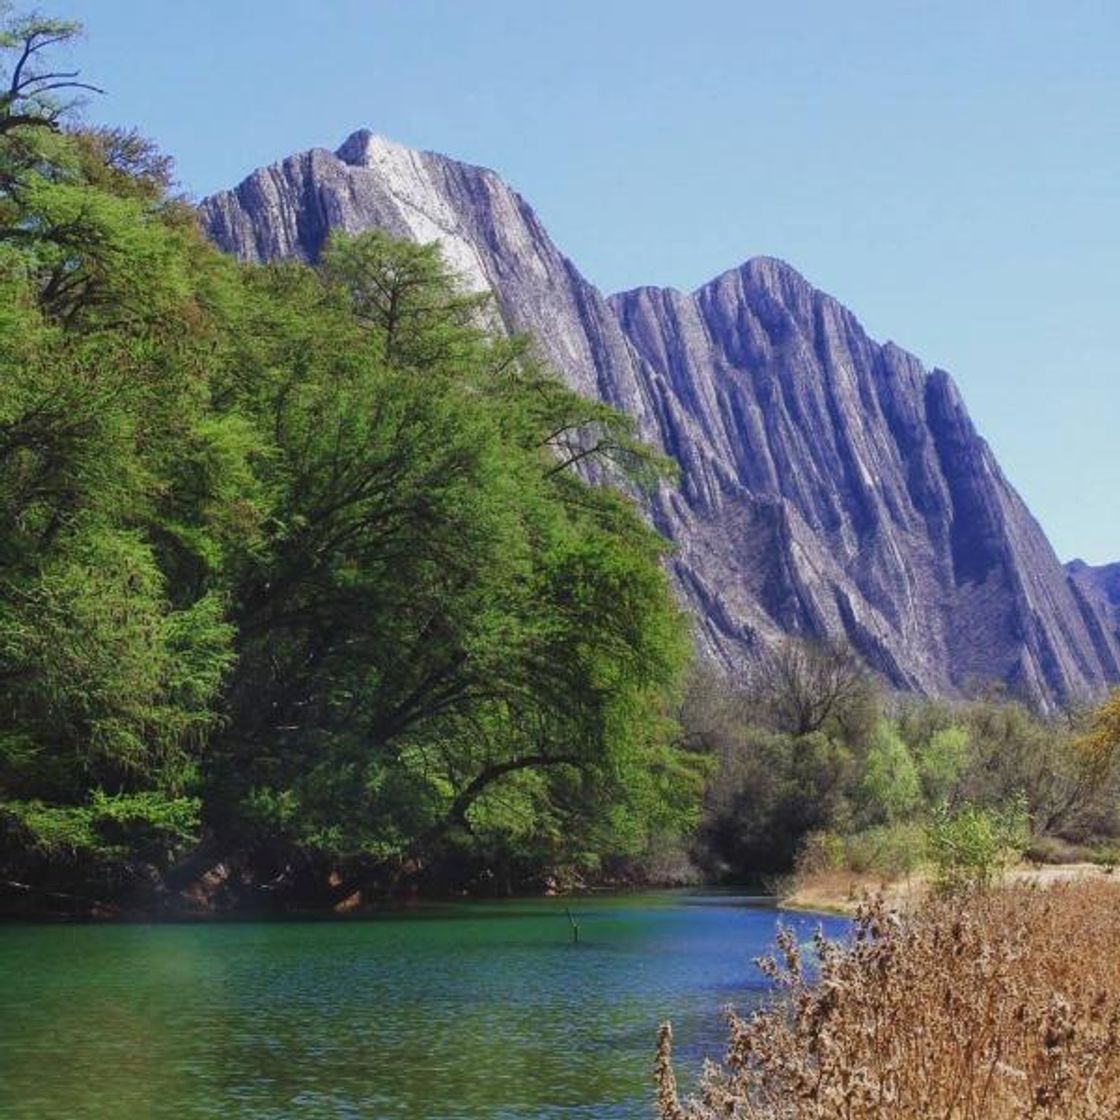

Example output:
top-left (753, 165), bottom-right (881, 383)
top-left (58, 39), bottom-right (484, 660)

top-left (683, 641), bottom-right (1120, 881)
top-left (0, 13), bottom-right (701, 912)
top-left (2, 11), bottom-right (1117, 915)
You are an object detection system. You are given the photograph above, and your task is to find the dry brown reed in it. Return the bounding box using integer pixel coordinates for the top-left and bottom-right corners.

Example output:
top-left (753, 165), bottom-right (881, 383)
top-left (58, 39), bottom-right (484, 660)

top-left (656, 880), bottom-right (1120, 1118)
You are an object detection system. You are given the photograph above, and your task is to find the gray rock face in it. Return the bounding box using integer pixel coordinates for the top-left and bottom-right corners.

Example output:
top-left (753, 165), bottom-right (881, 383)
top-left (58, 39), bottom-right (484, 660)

top-left (200, 130), bottom-right (1120, 707)
top-left (1066, 561), bottom-right (1120, 675)
top-left (1069, 562), bottom-right (1120, 613)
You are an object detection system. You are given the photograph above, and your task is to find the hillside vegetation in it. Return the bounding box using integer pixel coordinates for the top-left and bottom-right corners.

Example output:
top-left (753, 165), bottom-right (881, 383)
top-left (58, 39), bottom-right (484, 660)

top-left (0, 12), bottom-right (703, 913)
top-left (1, 11), bottom-right (1118, 916)
top-left (682, 646), bottom-right (1120, 887)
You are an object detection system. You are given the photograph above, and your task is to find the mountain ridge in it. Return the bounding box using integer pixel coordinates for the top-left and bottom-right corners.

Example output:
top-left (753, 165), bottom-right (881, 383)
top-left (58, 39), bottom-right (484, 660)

top-left (199, 129), bottom-right (1120, 707)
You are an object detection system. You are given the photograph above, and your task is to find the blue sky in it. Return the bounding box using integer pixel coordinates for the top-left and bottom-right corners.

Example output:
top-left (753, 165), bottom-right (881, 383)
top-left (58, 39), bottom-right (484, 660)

top-left (65, 2), bottom-right (1118, 562)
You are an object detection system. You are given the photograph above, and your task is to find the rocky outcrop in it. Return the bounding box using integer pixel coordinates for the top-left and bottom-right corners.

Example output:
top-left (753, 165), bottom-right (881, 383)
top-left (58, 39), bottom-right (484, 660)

top-left (200, 130), bottom-right (1120, 707)
top-left (1066, 561), bottom-right (1120, 678)
top-left (1067, 561), bottom-right (1120, 609)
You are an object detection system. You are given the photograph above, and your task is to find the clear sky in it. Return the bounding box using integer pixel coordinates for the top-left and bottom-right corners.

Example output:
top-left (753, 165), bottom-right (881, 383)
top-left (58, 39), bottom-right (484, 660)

top-left (61, 2), bottom-right (1118, 563)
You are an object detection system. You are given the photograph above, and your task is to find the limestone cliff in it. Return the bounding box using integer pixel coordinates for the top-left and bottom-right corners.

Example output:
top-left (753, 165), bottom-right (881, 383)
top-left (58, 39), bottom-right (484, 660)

top-left (200, 130), bottom-right (1119, 705)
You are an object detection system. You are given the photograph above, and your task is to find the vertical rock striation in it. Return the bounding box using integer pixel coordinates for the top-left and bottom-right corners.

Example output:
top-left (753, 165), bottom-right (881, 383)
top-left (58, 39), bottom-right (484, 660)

top-left (1066, 561), bottom-right (1120, 678)
top-left (200, 130), bottom-right (1120, 706)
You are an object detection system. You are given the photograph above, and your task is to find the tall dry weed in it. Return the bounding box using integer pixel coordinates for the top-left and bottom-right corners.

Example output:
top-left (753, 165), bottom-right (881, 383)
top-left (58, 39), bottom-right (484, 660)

top-left (656, 880), bottom-right (1120, 1118)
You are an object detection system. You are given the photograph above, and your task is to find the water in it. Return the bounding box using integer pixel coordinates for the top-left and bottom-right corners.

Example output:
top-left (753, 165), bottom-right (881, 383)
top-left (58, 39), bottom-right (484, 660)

top-left (0, 891), bottom-right (846, 1119)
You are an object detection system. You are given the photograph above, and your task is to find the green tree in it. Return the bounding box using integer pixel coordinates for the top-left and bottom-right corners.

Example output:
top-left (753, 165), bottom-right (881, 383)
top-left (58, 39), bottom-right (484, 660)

top-left (206, 238), bottom-right (693, 903)
top-left (858, 722), bottom-right (921, 825)
top-left (926, 798), bottom-right (1029, 893)
top-left (915, 725), bottom-right (970, 804)
top-left (0, 9), bottom-right (700, 912)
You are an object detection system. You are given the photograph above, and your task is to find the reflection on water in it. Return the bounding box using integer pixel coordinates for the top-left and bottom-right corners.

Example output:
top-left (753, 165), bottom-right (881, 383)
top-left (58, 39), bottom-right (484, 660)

top-left (0, 892), bottom-right (846, 1119)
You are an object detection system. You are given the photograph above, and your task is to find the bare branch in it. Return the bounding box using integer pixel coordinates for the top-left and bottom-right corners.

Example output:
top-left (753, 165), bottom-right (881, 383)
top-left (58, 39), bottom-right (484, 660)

top-left (0, 15), bottom-right (96, 133)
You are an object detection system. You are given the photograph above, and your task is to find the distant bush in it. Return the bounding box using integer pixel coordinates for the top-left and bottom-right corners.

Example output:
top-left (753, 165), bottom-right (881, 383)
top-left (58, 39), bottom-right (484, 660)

top-left (926, 799), bottom-right (1029, 893)
top-left (793, 830), bottom-right (846, 875)
top-left (1024, 834), bottom-right (1094, 866)
top-left (610, 833), bottom-right (703, 887)
top-left (797, 823), bottom-right (926, 880)
top-left (1089, 845), bottom-right (1120, 874)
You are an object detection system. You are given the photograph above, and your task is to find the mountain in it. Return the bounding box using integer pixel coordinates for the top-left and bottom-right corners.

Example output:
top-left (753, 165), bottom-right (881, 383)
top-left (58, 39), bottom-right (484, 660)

top-left (200, 129), bottom-right (1120, 707)
top-left (1066, 560), bottom-right (1120, 658)
top-left (1068, 561), bottom-right (1120, 612)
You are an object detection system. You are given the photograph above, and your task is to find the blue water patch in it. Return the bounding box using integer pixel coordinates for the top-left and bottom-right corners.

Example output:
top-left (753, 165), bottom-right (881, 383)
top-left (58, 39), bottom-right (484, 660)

top-left (0, 891), bottom-right (848, 1119)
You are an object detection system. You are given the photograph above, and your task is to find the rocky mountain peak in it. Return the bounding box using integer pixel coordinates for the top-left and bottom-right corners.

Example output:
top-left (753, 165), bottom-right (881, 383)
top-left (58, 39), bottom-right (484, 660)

top-left (199, 131), bottom-right (1120, 708)
top-left (334, 128), bottom-right (389, 165)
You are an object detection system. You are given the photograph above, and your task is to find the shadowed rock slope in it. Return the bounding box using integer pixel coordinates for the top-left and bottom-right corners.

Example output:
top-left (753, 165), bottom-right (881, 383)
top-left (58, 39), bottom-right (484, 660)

top-left (1067, 561), bottom-right (1120, 666)
top-left (201, 130), bottom-right (1119, 706)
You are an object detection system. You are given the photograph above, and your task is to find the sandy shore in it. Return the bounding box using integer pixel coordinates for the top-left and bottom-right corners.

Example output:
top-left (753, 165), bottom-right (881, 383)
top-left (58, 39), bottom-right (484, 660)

top-left (781, 861), bottom-right (1113, 915)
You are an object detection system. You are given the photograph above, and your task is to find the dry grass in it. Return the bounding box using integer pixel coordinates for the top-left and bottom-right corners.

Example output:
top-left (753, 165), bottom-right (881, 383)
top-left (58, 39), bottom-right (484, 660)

top-left (782, 862), bottom-right (1111, 917)
top-left (656, 880), bottom-right (1120, 1118)
top-left (780, 869), bottom-right (928, 916)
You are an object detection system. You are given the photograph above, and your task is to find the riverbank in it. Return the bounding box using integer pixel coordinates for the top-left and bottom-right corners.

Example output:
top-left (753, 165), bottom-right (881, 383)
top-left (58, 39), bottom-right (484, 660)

top-left (780, 860), bottom-right (1114, 914)
top-left (0, 861), bottom-right (709, 920)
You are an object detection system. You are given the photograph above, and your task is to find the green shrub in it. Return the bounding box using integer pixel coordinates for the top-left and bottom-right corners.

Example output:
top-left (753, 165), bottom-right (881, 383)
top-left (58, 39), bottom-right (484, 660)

top-left (847, 823), bottom-right (927, 877)
top-left (927, 798), bottom-right (1029, 893)
top-left (858, 723), bottom-right (921, 824)
top-left (795, 830), bottom-right (847, 874)
top-left (1089, 845), bottom-right (1120, 874)
top-left (797, 823), bottom-right (926, 879)
top-left (1024, 835), bottom-right (1094, 866)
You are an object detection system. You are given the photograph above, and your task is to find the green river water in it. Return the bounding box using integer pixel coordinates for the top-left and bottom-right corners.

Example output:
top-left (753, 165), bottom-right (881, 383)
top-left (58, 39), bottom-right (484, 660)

top-left (0, 891), bottom-right (845, 1119)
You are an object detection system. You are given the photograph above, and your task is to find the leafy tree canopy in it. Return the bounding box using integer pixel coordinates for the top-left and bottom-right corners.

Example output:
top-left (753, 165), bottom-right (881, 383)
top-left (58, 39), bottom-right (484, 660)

top-left (0, 11), bottom-right (698, 913)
